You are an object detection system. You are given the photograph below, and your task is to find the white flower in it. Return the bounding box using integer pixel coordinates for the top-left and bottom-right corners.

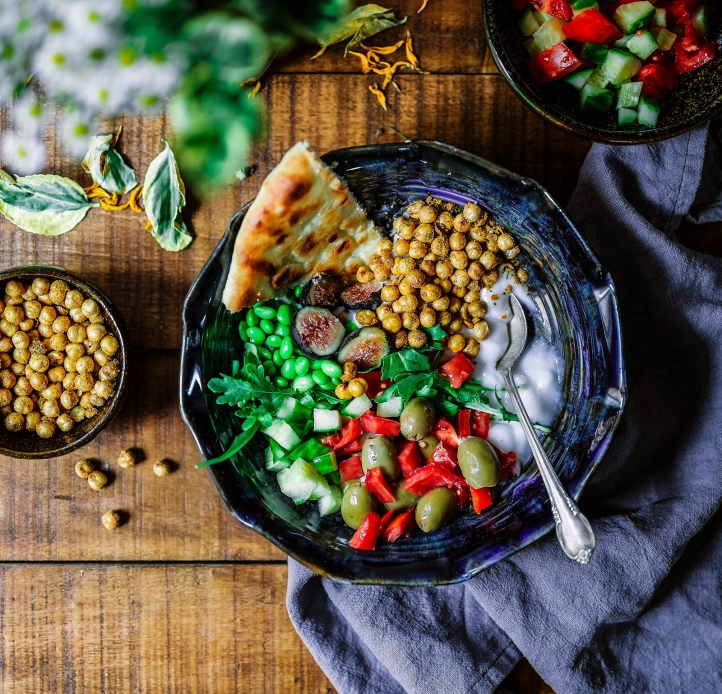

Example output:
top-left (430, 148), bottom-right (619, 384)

top-left (11, 88), bottom-right (48, 136)
top-left (58, 108), bottom-right (96, 159)
top-left (0, 131), bottom-right (46, 175)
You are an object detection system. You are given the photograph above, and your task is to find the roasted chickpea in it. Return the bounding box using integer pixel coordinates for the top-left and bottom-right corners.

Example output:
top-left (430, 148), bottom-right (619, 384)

top-left (407, 240), bottom-right (427, 259)
top-left (81, 393), bottom-right (94, 410)
top-left (84, 407), bottom-right (98, 419)
top-left (0, 337), bottom-right (11, 353)
top-left (419, 307), bottom-right (437, 328)
top-left (393, 239), bottom-right (410, 256)
top-left (480, 251), bottom-right (498, 270)
top-left (10, 362), bottom-right (25, 377)
top-left (435, 261), bottom-right (454, 279)
top-left (379, 285), bottom-right (399, 303)
top-left (56, 413), bottom-right (74, 432)
top-left (405, 269), bottom-right (425, 289)
top-left (448, 297), bottom-right (462, 314)
top-left (5, 412), bottom-right (25, 432)
top-left (13, 395), bottom-right (33, 415)
top-left (60, 389), bottom-right (79, 410)
top-left (12, 331), bottom-right (29, 350)
top-left (431, 296), bottom-right (450, 313)
top-left (451, 270), bottom-right (470, 288)
top-left (62, 289), bottom-right (83, 310)
top-left (401, 312), bottom-right (419, 331)
top-left (483, 270), bottom-right (500, 288)
top-left (66, 343), bottom-right (85, 361)
top-left (28, 372), bottom-right (48, 392)
top-left (461, 338), bottom-right (479, 358)
top-left (69, 307), bottom-right (84, 323)
top-left (35, 420), bottom-right (56, 439)
top-left (473, 320), bottom-right (491, 341)
top-left (436, 211), bottom-right (454, 230)
top-left (4, 305), bottom-right (25, 325)
top-left (375, 238), bottom-right (392, 254)
top-left (485, 236), bottom-right (499, 254)
top-left (373, 266), bottom-right (390, 283)
top-left (497, 233), bottom-right (515, 252)
top-left (75, 356), bottom-right (94, 374)
top-left (391, 299), bottom-right (404, 314)
top-left (389, 329), bottom-right (406, 349)
top-left (37, 323), bottom-right (53, 338)
top-left (393, 216), bottom-right (405, 233)
top-left (468, 261), bottom-right (483, 281)
top-left (41, 399), bottom-right (60, 418)
top-left (356, 266), bottom-right (374, 283)
top-left (81, 299), bottom-right (100, 319)
top-left (430, 236), bottom-right (449, 258)
top-left (0, 389), bottom-right (11, 407)
top-left (398, 277), bottom-right (415, 296)
top-left (153, 460), bottom-right (171, 477)
top-left (397, 218), bottom-right (416, 240)
top-left (88, 470), bottom-right (108, 490)
top-left (449, 251), bottom-right (469, 270)
top-left (407, 199), bottom-right (425, 218)
top-left (419, 259), bottom-right (436, 276)
top-left (517, 268), bottom-right (529, 283)
top-left (31, 278), bottom-right (49, 297)
top-left (335, 383), bottom-right (351, 400)
top-left (28, 353), bottom-right (49, 373)
top-left (505, 247), bottom-right (520, 260)
top-left (413, 223), bottom-right (435, 244)
top-left (448, 318), bottom-right (464, 335)
top-left (376, 304), bottom-right (394, 322)
top-left (13, 348), bottom-right (29, 365)
top-left (5, 280), bottom-right (24, 297)
top-left (438, 311), bottom-right (452, 327)
top-left (355, 309), bottom-right (378, 327)
top-left (75, 373), bottom-right (94, 392)
top-left (25, 411), bottom-right (41, 431)
top-left (47, 280), bottom-right (68, 305)
top-left (397, 294), bottom-right (419, 313)
top-left (453, 214), bottom-right (470, 233)
top-left (118, 450), bottom-right (136, 468)
top-left (0, 354), bottom-right (10, 369)
top-left (447, 334), bottom-right (465, 353)
top-left (42, 381), bottom-right (63, 399)
top-left (102, 510), bottom-right (122, 530)
top-left (469, 301), bottom-right (487, 319)
top-left (47, 334), bottom-right (67, 353)
top-left (416, 205), bottom-right (436, 224)
top-left (47, 365), bottom-right (66, 383)
top-left (447, 232), bottom-right (465, 251)
top-left (462, 202), bottom-right (480, 223)
top-left (382, 313), bottom-right (403, 333)
top-left (347, 378), bottom-right (368, 398)
top-left (396, 258), bottom-right (417, 277)
top-left (51, 316), bottom-right (70, 334)
top-left (419, 284), bottom-right (442, 303)
top-left (89, 393), bottom-right (106, 408)
top-left (18, 318), bottom-right (34, 332)
top-left (38, 306), bottom-right (57, 325)
top-left (70, 406), bottom-right (86, 423)
top-left (469, 226), bottom-right (487, 243)
top-left (341, 361), bottom-right (357, 383)
top-left (407, 330), bottom-right (427, 348)
top-left (64, 356), bottom-right (78, 373)
top-left (24, 300), bottom-right (42, 321)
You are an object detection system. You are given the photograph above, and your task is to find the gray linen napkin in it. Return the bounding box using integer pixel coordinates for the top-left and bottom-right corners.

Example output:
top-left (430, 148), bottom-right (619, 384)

top-left (287, 119), bottom-right (722, 694)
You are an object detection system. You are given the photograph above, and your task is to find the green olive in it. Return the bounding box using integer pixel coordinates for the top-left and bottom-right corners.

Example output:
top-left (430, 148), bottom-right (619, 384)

top-left (340, 479), bottom-right (361, 493)
top-left (415, 487), bottom-right (458, 533)
top-left (417, 435), bottom-right (439, 462)
top-left (341, 483), bottom-right (377, 530)
top-left (399, 397), bottom-right (436, 441)
top-left (361, 434), bottom-right (400, 481)
top-left (384, 482), bottom-right (420, 511)
top-left (458, 436), bottom-right (500, 488)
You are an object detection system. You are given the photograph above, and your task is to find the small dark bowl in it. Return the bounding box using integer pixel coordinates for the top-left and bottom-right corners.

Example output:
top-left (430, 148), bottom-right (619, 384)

top-left (483, 1), bottom-right (722, 143)
top-left (0, 266), bottom-right (129, 460)
top-left (180, 141), bottom-right (626, 585)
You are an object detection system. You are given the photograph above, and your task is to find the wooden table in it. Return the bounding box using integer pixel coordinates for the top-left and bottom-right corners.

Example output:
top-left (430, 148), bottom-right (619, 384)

top-left (0, 0), bottom-right (616, 691)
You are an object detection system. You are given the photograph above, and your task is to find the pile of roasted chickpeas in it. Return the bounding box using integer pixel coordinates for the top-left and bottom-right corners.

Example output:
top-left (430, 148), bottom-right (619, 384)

top-left (354, 197), bottom-right (528, 356)
top-left (0, 277), bottom-right (121, 438)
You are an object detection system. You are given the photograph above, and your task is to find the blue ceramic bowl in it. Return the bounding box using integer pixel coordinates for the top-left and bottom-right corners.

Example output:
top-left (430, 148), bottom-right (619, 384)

top-left (180, 141), bottom-right (626, 585)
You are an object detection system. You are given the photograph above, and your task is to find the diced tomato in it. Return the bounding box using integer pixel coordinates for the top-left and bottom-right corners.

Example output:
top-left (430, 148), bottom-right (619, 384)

top-left (457, 410), bottom-right (471, 439)
top-left (430, 441), bottom-right (458, 470)
top-left (361, 371), bottom-right (391, 400)
top-left (339, 455), bottom-right (363, 482)
top-left (380, 509), bottom-right (394, 532)
top-left (360, 412), bottom-right (401, 437)
top-left (658, 0), bottom-right (704, 26)
top-left (398, 440), bottom-right (421, 477)
top-left (453, 477), bottom-right (471, 508)
top-left (332, 418), bottom-right (363, 452)
top-left (670, 39), bottom-right (716, 75)
top-left (435, 417), bottom-right (460, 447)
top-left (489, 443), bottom-right (521, 481)
top-left (529, 0), bottom-right (572, 20)
top-left (440, 353), bottom-right (475, 389)
top-left (320, 433), bottom-right (341, 448)
top-left (349, 512), bottom-right (384, 550)
top-left (562, 9), bottom-right (622, 43)
top-left (471, 487), bottom-right (493, 514)
top-left (365, 468), bottom-right (396, 504)
top-left (471, 411), bottom-right (491, 439)
top-left (635, 64), bottom-right (678, 99)
top-left (404, 463), bottom-right (459, 496)
top-left (382, 508), bottom-right (415, 543)
top-left (336, 438), bottom-right (364, 456)
top-left (528, 42), bottom-right (583, 84)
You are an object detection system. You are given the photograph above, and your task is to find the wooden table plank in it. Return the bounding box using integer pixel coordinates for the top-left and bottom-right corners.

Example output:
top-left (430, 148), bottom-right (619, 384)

top-left (0, 563), bottom-right (334, 694)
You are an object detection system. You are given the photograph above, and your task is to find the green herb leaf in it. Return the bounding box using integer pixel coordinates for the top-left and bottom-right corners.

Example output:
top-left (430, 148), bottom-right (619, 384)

top-left (423, 324), bottom-right (446, 350)
top-left (142, 139), bottom-right (193, 251)
top-left (0, 171), bottom-right (99, 236)
top-left (81, 131), bottom-right (137, 194)
top-left (316, 4), bottom-right (407, 55)
top-left (195, 418), bottom-right (261, 468)
top-left (376, 372), bottom-right (434, 407)
top-left (379, 349), bottom-right (431, 380)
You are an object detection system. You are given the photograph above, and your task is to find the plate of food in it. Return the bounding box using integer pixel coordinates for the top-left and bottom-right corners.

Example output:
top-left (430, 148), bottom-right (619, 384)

top-left (180, 140), bottom-right (626, 585)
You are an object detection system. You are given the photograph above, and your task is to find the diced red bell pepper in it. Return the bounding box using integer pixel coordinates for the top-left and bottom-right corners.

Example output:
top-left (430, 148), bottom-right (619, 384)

top-left (382, 508), bottom-right (416, 543)
top-left (635, 64), bottom-right (678, 99)
top-left (471, 411), bottom-right (491, 439)
top-left (380, 509), bottom-right (394, 531)
top-left (364, 468), bottom-right (396, 504)
top-left (440, 353), bottom-right (475, 389)
top-left (339, 455), bottom-right (363, 482)
top-left (361, 371), bottom-right (391, 400)
top-left (528, 42), bottom-right (583, 84)
top-left (529, 0), bottom-right (572, 20)
top-left (471, 487), bottom-right (493, 514)
top-left (398, 440), bottom-right (421, 477)
top-left (404, 463), bottom-right (459, 496)
top-left (457, 410), bottom-right (471, 439)
top-left (435, 417), bottom-right (460, 447)
top-left (670, 39), bottom-right (716, 75)
top-left (430, 441), bottom-right (458, 470)
top-left (489, 443), bottom-right (521, 481)
top-left (359, 412), bottom-right (401, 437)
top-left (562, 8), bottom-right (622, 43)
top-left (336, 438), bottom-right (364, 456)
top-left (320, 433), bottom-right (341, 448)
top-left (332, 418), bottom-right (363, 451)
top-left (453, 477), bottom-right (471, 508)
top-left (349, 512), bottom-right (384, 550)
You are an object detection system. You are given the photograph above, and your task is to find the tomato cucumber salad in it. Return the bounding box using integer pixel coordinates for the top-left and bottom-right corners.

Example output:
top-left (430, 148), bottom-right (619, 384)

top-left (515, 0), bottom-right (715, 127)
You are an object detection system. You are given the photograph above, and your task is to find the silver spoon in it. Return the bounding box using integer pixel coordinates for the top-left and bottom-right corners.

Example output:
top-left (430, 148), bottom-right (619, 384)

top-left (496, 294), bottom-right (596, 564)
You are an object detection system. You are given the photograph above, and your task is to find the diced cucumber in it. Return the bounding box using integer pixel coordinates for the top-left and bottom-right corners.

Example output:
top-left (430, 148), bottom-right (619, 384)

top-left (528, 17), bottom-right (569, 55)
top-left (341, 394), bottom-right (373, 417)
top-left (691, 2), bottom-right (708, 39)
top-left (580, 83), bottom-right (614, 113)
top-left (533, 10), bottom-right (553, 23)
top-left (617, 107), bottom-right (638, 126)
top-left (617, 81), bottom-right (643, 108)
top-left (318, 486), bottom-right (343, 516)
top-left (276, 397), bottom-right (312, 423)
top-left (651, 27), bottom-right (677, 52)
top-left (376, 396), bottom-right (404, 418)
top-left (263, 419), bottom-right (301, 451)
top-left (614, 35), bottom-right (632, 47)
top-left (289, 437), bottom-right (329, 462)
top-left (269, 437), bottom-right (287, 460)
top-left (627, 30), bottom-right (658, 60)
top-left (277, 458), bottom-right (331, 504)
top-left (519, 7), bottom-right (541, 37)
top-left (602, 47), bottom-right (643, 85)
top-left (637, 95), bottom-right (660, 128)
top-left (313, 451), bottom-right (338, 475)
top-left (572, 0), bottom-right (598, 15)
top-left (586, 66), bottom-right (609, 88)
top-left (313, 408), bottom-right (341, 433)
top-left (265, 447), bottom-right (291, 472)
top-left (582, 43), bottom-right (609, 65)
top-left (614, 78), bottom-right (631, 87)
top-left (651, 8), bottom-right (666, 29)
top-left (614, 1), bottom-right (656, 34)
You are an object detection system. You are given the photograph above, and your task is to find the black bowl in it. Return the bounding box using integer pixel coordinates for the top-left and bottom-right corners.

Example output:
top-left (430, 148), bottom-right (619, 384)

top-left (483, 0), bottom-right (722, 143)
top-left (180, 141), bottom-right (626, 585)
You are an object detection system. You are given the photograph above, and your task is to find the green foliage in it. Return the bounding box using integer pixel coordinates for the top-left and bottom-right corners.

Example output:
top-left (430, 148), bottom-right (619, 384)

top-left (315, 4), bottom-right (407, 55)
top-left (82, 133), bottom-right (137, 195)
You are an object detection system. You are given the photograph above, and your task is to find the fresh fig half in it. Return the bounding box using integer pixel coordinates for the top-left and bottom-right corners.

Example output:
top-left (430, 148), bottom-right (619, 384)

top-left (340, 281), bottom-right (382, 310)
top-left (337, 327), bottom-right (389, 370)
top-left (291, 306), bottom-right (346, 357)
top-left (299, 273), bottom-right (343, 308)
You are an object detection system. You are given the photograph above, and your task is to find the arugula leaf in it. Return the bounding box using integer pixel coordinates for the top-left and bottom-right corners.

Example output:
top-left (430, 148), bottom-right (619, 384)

top-left (82, 131), bottom-right (137, 194)
top-left (379, 349), bottom-right (431, 380)
top-left (0, 170), bottom-right (99, 235)
top-left (315, 4), bottom-right (407, 56)
top-left (423, 324), bottom-right (446, 350)
top-left (376, 372), bottom-right (433, 406)
top-left (195, 418), bottom-right (261, 468)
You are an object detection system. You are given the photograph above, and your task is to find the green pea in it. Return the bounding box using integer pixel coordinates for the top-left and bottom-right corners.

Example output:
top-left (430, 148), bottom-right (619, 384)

top-left (246, 326), bottom-right (265, 344)
top-left (246, 310), bottom-right (259, 328)
top-left (256, 346), bottom-right (273, 361)
top-left (272, 350), bottom-right (285, 367)
top-left (238, 321), bottom-right (249, 342)
top-left (294, 286), bottom-right (303, 298)
top-left (253, 304), bottom-right (276, 320)
top-left (279, 336), bottom-right (295, 359)
top-left (293, 375), bottom-right (314, 392)
top-left (275, 323), bottom-right (290, 337)
top-left (274, 376), bottom-right (289, 388)
top-left (281, 360), bottom-right (297, 380)
top-left (260, 319), bottom-right (274, 335)
top-left (312, 370), bottom-right (329, 385)
top-left (295, 356), bottom-right (310, 376)
top-left (265, 334), bottom-right (282, 349)
top-left (263, 360), bottom-right (277, 376)
top-left (277, 304), bottom-right (291, 325)
top-left (321, 360), bottom-right (343, 378)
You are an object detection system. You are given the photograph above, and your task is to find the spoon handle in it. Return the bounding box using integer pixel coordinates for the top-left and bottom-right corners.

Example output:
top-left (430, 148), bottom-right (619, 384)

top-left (498, 369), bottom-right (596, 564)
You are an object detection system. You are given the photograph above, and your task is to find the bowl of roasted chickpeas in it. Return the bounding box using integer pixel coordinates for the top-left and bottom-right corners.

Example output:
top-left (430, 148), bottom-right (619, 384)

top-left (0, 266), bottom-right (129, 460)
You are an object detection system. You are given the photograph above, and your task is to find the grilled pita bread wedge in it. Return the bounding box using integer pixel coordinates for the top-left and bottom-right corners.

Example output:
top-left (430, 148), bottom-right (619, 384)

top-left (222, 142), bottom-right (382, 312)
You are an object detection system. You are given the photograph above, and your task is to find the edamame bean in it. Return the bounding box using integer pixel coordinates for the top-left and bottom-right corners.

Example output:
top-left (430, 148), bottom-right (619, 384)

top-left (295, 356), bottom-right (310, 376)
top-left (311, 360), bottom-right (325, 370)
top-left (293, 375), bottom-right (314, 392)
top-left (256, 346), bottom-right (273, 361)
top-left (253, 304), bottom-right (276, 320)
top-left (275, 323), bottom-right (290, 337)
top-left (246, 310), bottom-right (259, 328)
top-left (246, 326), bottom-right (265, 344)
top-left (294, 286), bottom-right (303, 299)
top-left (312, 370), bottom-right (329, 386)
top-left (272, 350), bottom-right (285, 367)
top-left (262, 360), bottom-right (277, 376)
top-left (274, 376), bottom-right (289, 388)
top-left (281, 360), bottom-right (297, 380)
top-left (259, 319), bottom-right (274, 335)
top-left (238, 321), bottom-right (249, 341)
top-left (320, 382), bottom-right (336, 391)
top-left (279, 336), bottom-right (294, 359)
top-left (277, 304), bottom-right (291, 325)
top-left (321, 360), bottom-right (342, 378)
top-left (265, 334), bottom-right (282, 349)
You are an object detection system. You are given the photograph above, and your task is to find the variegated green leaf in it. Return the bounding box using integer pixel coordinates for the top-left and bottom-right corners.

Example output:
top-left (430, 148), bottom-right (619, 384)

top-left (142, 140), bottom-right (193, 252)
top-left (0, 171), bottom-right (99, 236)
top-left (316, 4), bottom-right (407, 54)
top-left (82, 132), bottom-right (137, 195)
